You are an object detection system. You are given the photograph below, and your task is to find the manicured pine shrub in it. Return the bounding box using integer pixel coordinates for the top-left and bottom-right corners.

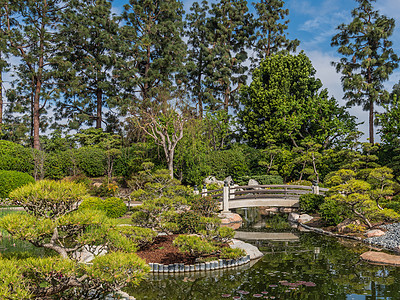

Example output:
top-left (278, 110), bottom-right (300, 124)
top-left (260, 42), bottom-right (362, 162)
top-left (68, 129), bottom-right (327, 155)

top-left (0, 170), bottom-right (35, 199)
top-left (79, 196), bottom-right (126, 218)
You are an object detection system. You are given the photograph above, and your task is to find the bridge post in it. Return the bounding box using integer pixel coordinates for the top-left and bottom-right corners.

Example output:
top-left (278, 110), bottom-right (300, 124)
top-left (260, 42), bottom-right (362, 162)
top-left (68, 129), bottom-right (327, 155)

top-left (193, 185), bottom-right (199, 195)
top-left (222, 181), bottom-right (230, 212)
top-left (312, 180), bottom-right (319, 195)
top-left (202, 184), bottom-right (207, 197)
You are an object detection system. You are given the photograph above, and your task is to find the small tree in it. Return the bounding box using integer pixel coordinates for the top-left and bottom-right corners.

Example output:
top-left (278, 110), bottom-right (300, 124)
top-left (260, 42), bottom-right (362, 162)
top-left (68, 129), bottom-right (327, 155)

top-left (0, 180), bottom-right (149, 298)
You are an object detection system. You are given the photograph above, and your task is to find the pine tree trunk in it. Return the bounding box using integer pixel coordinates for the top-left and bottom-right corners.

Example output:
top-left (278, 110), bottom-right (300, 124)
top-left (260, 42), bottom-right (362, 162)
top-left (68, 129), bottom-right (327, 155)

top-left (0, 67), bottom-right (3, 124)
top-left (96, 89), bottom-right (102, 129)
top-left (33, 79), bottom-right (42, 150)
top-left (369, 99), bottom-right (374, 144)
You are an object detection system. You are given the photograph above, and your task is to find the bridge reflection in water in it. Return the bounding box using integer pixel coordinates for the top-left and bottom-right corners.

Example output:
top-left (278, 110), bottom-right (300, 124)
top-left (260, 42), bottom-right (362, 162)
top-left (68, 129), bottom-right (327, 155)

top-left (234, 231), bottom-right (299, 242)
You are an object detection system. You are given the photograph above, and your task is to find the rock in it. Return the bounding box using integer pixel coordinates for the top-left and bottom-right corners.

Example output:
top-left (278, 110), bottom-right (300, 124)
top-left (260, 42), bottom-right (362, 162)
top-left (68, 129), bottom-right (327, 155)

top-left (224, 176), bottom-right (234, 185)
top-left (204, 176), bottom-right (224, 187)
top-left (106, 291), bottom-right (136, 300)
top-left (93, 182), bottom-right (102, 188)
top-left (364, 229), bottom-right (386, 238)
top-left (280, 207), bottom-right (297, 213)
top-left (336, 219), bottom-right (361, 233)
top-left (230, 239), bottom-right (263, 260)
top-left (73, 245), bottom-right (107, 263)
top-left (248, 179), bottom-right (259, 186)
top-left (298, 214), bottom-right (313, 224)
top-left (264, 207), bottom-right (279, 213)
top-left (361, 251), bottom-right (400, 266)
top-left (219, 212), bottom-right (243, 230)
top-left (288, 213), bottom-right (300, 223)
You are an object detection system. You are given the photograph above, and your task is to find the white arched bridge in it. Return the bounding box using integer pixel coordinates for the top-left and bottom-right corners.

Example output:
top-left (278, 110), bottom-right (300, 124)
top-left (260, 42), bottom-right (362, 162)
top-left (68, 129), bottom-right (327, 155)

top-left (196, 184), bottom-right (328, 212)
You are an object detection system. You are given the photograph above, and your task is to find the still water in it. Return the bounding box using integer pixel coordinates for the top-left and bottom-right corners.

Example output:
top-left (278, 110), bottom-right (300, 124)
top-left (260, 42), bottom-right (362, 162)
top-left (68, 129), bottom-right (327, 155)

top-left (129, 211), bottom-right (400, 300)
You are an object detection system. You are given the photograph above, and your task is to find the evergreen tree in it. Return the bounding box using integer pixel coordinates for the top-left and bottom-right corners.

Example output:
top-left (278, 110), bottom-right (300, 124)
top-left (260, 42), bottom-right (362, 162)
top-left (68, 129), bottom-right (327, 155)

top-left (54, 0), bottom-right (120, 131)
top-left (251, 0), bottom-right (299, 67)
top-left (331, 0), bottom-right (399, 144)
top-left (116, 0), bottom-right (187, 109)
top-left (185, 0), bottom-right (211, 118)
top-left (206, 0), bottom-right (253, 112)
top-left (1, 0), bottom-right (64, 149)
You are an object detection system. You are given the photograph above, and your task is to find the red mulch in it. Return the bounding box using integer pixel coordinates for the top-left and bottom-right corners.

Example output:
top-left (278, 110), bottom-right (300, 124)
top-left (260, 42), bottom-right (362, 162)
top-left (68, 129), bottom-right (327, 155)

top-left (136, 234), bottom-right (198, 265)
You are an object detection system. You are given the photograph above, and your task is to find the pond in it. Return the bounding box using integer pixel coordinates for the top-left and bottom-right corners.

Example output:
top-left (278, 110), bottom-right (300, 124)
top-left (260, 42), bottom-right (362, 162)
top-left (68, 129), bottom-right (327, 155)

top-left (129, 210), bottom-right (400, 300)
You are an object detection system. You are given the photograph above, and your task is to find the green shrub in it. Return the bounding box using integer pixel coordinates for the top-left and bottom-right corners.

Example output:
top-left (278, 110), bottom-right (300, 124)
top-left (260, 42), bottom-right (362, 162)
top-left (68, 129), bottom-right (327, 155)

top-left (214, 226), bottom-right (235, 243)
top-left (44, 151), bottom-right (76, 180)
top-left (90, 180), bottom-right (119, 197)
top-left (112, 226), bottom-right (157, 248)
top-left (299, 194), bottom-right (325, 214)
top-left (75, 146), bottom-right (106, 177)
top-left (0, 170), bottom-right (35, 199)
top-left (219, 247), bottom-right (246, 259)
top-left (235, 174), bottom-right (284, 186)
top-left (173, 235), bottom-right (216, 257)
top-left (176, 211), bottom-right (201, 233)
top-left (190, 196), bottom-right (219, 217)
top-left (319, 198), bottom-right (349, 226)
top-left (79, 196), bottom-right (104, 211)
top-left (103, 197), bottom-right (127, 218)
top-left (0, 140), bottom-right (33, 173)
top-left (79, 196), bottom-right (127, 218)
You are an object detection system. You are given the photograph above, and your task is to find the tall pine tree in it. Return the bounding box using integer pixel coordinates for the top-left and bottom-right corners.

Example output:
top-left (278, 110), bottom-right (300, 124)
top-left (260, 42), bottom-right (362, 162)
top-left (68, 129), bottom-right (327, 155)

top-left (331, 0), bottom-right (399, 144)
top-left (115, 0), bottom-right (187, 109)
top-left (206, 0), bottom-right (253, 112)
top-left (251, 0), bottom-right (299, 68)
top-left (54, 0), bottom-right (120, 131)
top-left (1, 0), bottom-right (64, 149)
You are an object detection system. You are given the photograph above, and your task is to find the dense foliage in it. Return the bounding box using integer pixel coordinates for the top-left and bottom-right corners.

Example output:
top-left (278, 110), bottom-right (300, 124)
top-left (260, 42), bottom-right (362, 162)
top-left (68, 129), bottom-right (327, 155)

top-left (0, 170), bottom-right (35, 199)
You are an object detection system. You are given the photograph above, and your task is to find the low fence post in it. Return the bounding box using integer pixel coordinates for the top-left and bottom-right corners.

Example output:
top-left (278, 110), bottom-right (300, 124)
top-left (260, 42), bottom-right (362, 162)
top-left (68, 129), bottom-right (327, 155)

top-left (202, 184), bottom-right (207, 197)
top-left (222, 181), bottom-right (230, 212)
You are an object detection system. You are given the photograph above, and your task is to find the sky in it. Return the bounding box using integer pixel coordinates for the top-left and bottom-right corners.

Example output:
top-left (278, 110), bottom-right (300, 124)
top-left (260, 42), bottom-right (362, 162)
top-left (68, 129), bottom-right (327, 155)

top-left (112, 0), bottom-right (400, 142)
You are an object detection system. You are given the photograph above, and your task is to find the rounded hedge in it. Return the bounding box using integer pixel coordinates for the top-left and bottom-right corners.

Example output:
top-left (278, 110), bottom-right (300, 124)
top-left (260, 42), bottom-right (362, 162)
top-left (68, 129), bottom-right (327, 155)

top-left (75, 146), bottom-right (106, 177)
top-left (79, 196), bottom-right (126, 218)
top-left (0, 141), bottom-right (33, 173)
top-left (0, 170), bottom-right (35, 199)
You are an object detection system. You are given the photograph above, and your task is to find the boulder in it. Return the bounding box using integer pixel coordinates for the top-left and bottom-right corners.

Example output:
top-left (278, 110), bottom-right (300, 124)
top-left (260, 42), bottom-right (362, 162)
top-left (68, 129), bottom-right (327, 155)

top-left (288, 213), bottom-right (300, 223)
top-left (248, 179), bottom-right (259, 186)
top-left (230, 239), bottom-right (263, 260)
top-left (204, 176), bottom-right (224, 187)
top-left (224, 176), bottom-right (234, 186)
top-left (73, 245), bottom-right (107, 263)
top-left (336, 219), bottom-right (361, 233)
top-left (298, 214), bottom-right (313, 224)
top-left (364, 229), bottom-right (385, 238)
top-left (219, 212), bottom-right (243, 230)
top-left (361, 251), bottom-right (400, 266)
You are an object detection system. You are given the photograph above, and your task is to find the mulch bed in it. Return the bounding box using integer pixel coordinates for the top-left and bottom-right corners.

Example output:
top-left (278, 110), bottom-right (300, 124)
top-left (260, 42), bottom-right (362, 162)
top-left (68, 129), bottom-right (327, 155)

top-left (136, 234), bottom-right (198, 265)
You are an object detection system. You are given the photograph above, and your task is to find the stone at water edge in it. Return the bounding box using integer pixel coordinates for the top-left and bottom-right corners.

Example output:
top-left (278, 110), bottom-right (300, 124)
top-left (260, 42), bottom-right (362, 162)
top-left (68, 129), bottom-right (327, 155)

top-left (360, 251), bottom-right (400, 266)
top-left (204, 176), bottom-right (224, 187)
top-left (336, 219), bottom-right (361, 233)
top-left (364, 229), bottom-right (385, 238)
top-left (230, 239), bottom-right (263, 260)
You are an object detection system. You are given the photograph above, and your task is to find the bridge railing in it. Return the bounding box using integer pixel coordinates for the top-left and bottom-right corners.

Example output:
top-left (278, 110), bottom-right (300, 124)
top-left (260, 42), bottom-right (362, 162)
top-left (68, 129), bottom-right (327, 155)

top-left (197, 183), bottom-right (328, 212)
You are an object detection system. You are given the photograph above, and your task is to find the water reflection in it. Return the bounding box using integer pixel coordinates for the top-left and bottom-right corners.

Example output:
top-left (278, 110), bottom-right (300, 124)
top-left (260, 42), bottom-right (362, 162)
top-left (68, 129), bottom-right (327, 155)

top-left (129, 209), bottom-right (400, 300)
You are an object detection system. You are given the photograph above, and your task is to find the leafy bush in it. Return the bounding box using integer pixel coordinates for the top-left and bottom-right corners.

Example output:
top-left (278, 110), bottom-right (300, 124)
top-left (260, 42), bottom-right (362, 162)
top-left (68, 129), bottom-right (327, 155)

top-left (299, 194), bottom-right (325, 214)
top-left (219, 247), bottom-right (246, 259)
top-left (79, 196), bottom-right (127, 218)
top-left (44, 151), bottom-right (73, 180)
top-left (0, 170), bottom-right (35, 199)
top-left (319, 198), bottom-right (349, 226)
top-left (75, 146), bottom-right (106, 177)
top-left (173, 235), bottom-right (216, 257)
top-left (103, 197), bottom-right (127, 218)
top-left (112, 226), bottom-right (157, 248)
top-left (235, 174), bottom-right (284, 186)
top-left (79, 196), bottom-right (103, 211)
top-left (90, 180), bottom-right (119, 197)
top-left (0, 140), bottom-right (33, 173)
top-left (176, 211), bottom-right (201, 233)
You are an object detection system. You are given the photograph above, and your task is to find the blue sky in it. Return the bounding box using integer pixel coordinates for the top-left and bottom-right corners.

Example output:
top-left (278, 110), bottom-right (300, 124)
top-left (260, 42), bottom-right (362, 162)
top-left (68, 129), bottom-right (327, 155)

top-left (113, 0), bottom-right (400, 142)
